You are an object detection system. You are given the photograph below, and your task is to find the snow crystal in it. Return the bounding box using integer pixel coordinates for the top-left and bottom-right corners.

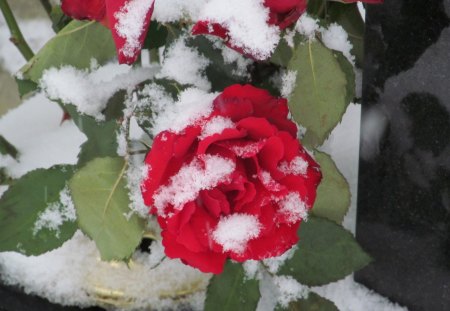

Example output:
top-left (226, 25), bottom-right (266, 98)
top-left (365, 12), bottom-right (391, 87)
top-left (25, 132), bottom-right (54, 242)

top-left (243, 260), bottom-right (260, 280)
top-left (40, 63), bottom-right (157, 121)
top-left (199, 116), bottom-right (235, 139)
top-left (158, 37), bottom-right (211, 90)
top-left (280, 70), bottom-right (297, 98)
top-left (260, 170), bottom-right (284, 191)
top-left (33, 186), bottom-right (76, 237)
top-left (198, 0), bottom-right (280, 60)
top-left (229, 140), bottom-right (265, 158)
top-left (295, 14), bottom-right (320, 39)
top-left (276, 192), bottom-right (308, 224)
top-left (153, 155), bottom-right (235, 216)
top-left (114, 0), bottom-right (155, 58)
top-left (278, 156), bottom-right (308, 176)
top-left (126, 154), bottom-right (151, 218)
top-left (262, 245), bottom-right (297, 274)
top-left (321, 23), bottom-right (354, 64)
top-left (150, 87), bottom-right (217, 135)
top-left (273, 275), bottom-right (309, 308)
top-left (213, 213), bottom-right (261, 254)
top-left (153, 0), bottom-right (208, 22)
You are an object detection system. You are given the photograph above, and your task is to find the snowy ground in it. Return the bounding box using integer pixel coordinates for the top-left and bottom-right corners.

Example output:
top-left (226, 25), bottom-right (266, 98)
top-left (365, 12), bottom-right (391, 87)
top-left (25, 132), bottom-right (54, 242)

top-left (0, 13), bottom-right (408, 311)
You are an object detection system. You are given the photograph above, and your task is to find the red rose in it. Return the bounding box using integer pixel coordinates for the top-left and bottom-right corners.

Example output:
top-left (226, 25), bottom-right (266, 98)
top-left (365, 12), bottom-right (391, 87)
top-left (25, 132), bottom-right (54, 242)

top-left (141, 85), bottom-right (322, 274)
top-left (61, 0), bottom-right (154, 64)
top-left (192, 0), bottom-right (307, 59)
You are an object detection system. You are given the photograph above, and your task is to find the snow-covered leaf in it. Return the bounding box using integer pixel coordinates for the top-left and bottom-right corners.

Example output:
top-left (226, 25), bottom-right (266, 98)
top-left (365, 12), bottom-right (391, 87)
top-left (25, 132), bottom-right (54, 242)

top-left (311, 151), bottom-right (351, 224)
top-left (276, 292), bottom-right (338, 311)
top-left (288, 40), bottom-right (355, 147)
top-left (279, 217), bottom-right (371, 286)
top-left (69, 157), bottom-right (144, 261)
top-left (20, 20), bottom-right (115, 85)
top-left (328, 2), bottom-right (365, 67)
top-left (205, 261), bottom-right (260, 311)
top-left (0, 166), bottom-right (77, 255)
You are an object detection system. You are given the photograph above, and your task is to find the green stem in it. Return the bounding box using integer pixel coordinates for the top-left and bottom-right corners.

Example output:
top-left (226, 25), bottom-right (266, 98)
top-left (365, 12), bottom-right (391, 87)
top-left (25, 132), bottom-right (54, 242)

top-left (0, 0), bottom-right (34, 61)
top-left (39, 0), bottom-right (52, 18)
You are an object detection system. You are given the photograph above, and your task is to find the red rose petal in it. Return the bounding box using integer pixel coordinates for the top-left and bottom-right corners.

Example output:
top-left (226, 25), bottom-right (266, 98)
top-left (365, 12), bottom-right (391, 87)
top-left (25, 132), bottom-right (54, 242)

top-left (105, 0), bottom-right (155, 64)
top-left (61, 0), bottom-right (106, 22)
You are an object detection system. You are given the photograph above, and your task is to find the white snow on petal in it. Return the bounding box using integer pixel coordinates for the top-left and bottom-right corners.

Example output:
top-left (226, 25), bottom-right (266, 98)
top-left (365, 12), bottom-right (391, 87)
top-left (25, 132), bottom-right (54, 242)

top-left (114, 0), bottom-right (155, 58)
top-left (153, 0), bottom-right (208, 22)
top-left (278, 156), bottom-right (308, 176)
top-left (199, 116), bottom-right (235, 139)
top-left (277, 192), bottom-right (308, 223)
top-left (151, 87), bottom-right (217, 135)
top-left (153, 155), bottom-right (235, 216)
top-left (198, 0), bottom-right (280, 60)
top-left (213, 213), bottom-right (261, 253)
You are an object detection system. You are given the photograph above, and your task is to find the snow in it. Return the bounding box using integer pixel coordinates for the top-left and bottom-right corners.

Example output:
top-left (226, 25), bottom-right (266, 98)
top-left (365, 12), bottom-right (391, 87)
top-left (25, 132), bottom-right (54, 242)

top-left (153, 0), bottom-right (208, 23)
top-left (200, 116), bottom-right (235, 139)
top-left (158, 36), bottom-right (211, 90)
top-left (33, 186), bottom-right (76, 238)
top-left (0, 93), bottom-right (86, 178)
top-left (212, 213), bottom-right (261, 254)
top-left (221, 45), bottom-right (252, 77)
top-left (153, 155), bottom-right (235, 216)
top-left (321, 23), bottom-right (355, 64)
top-left (40, 62), bottom-right (157, 121)
top-left (198, 0), bottom-right (280, 60)
top-left (277, 192), bottom-right (309, 224)
top-left (149, 87), bottom-right (217, 135)
top-left (280, 70), bottom-right (297, 98)
top-left (273, 275), bottom-right (308, 308)
top-left (114, 0), bottom-right (155, 59)
top-left (262, 246), bottom-right (297, 274)
top-left (278, 156), bottom-right (308, 176)
top-left (295, 14), bottom-right (320, 39)
top-left (0, 231), bottom-right (210, 310)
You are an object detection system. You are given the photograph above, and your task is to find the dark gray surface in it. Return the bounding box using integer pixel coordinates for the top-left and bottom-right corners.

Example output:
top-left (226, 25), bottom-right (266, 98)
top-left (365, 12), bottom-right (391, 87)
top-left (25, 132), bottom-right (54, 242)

top-left (356, 1), bottom-right (450, 310)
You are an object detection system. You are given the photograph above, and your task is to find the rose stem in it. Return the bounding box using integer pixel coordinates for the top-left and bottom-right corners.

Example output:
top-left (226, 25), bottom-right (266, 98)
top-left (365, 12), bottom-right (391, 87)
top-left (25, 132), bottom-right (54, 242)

top-left (0, 0), bottom-right (34, 61)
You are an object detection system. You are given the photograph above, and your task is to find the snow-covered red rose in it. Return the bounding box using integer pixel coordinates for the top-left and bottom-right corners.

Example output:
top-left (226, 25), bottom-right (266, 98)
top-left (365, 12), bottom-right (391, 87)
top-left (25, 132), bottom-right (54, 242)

top-left (61, 0), bottom-right (154, 64)
top-left (141, 84), bottom-right (322, 274)
top-left (192, 0), bottom-right (307, 59)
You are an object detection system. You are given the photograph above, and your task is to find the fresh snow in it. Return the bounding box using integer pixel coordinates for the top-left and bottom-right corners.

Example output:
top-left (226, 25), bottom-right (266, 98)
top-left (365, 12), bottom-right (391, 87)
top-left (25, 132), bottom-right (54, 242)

top-left (33, 186), bottom-right (76, 238)
top-left (158, 36), bottom-right (211, 90)
top-left (153, 155), bottom-right (235, 216)
top-left (114, 0), bottom-right (155, 59)
top-left (212, 213), bottom-right (261, 254)
top-left (278, 156), bottom-right (308, 176)
top-left (40, 62), bottom-right (158, 120)
top-left (273, 275), bottom-right (308, 308)
top-left (276, 192), bottom-right (309, 224)
top-left (199, 116), bottom-right (235, 139)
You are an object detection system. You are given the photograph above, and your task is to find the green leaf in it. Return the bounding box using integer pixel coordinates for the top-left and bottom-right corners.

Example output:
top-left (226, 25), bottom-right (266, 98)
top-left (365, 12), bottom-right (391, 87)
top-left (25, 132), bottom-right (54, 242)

top-left (0, 135), bottom-right (18, 159)
top-left (64, 105), bottom-right (119, 167)
top-left (311, 151), bottom-right (351, 224)
top-left (276, 292), bottom-right (338, 311)
top-left (288, 40), bottom-right (355, 147)
top-left (204, 261), bottom-right (260, 311)
top-left (327, 2), bottom-right (365, 68)
top-left (279, 216), bottom-right (372, 286)
top-left (20, 20), bottom-right (115, 84)
top-left (15, 78), bottom-right (38, 98)
top-left (143, 21), bottom-right (168, 50)
top-left (0, 166), bottom-right (77, 255)
top-left (69, 157), bottom-right (145, 261)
